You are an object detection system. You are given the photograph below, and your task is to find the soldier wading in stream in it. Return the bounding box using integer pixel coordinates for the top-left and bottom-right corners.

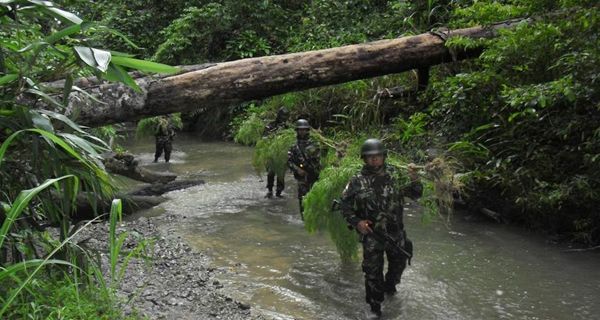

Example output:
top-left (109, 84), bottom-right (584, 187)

top-left (287, 119), bottom-right (321, 219)
top-left (339, 138), bottom-right (422, 317)
top-left (154, 115), bottom-right (176, 163)
top-left (264, 107), bottom-right (290, 198)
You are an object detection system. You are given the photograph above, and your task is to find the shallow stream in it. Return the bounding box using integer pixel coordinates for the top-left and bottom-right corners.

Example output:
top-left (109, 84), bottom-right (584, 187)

top-left (124, 135), bottom-right (600, 320)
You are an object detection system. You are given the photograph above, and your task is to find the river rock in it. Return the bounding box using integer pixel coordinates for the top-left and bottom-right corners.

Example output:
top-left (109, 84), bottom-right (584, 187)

top-left (72, 213), bottom-right (264, 319)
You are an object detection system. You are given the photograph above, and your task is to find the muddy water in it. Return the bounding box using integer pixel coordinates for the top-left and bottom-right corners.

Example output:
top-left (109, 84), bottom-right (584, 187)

top-left (127, 135), bottom-right (600, 320)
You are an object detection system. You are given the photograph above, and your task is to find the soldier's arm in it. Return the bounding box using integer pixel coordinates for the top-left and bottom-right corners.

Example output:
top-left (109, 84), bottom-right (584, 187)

top-left (340, 177), bottom-right (362, 228)
top-left (406, 164), bottom-right (423, 199)
top-left (287, 148), bottom-right (302, 173)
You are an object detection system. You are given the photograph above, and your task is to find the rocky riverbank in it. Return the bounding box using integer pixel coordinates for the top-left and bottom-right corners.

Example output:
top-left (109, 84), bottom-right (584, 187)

top-left (78, 213), bottom-right (265, 320)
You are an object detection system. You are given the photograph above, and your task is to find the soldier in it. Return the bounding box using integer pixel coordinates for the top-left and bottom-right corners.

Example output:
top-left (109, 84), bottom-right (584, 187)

top-left (153, 115), bottom-right (176, 163)
top-left (339, 138), bottom-right (422, 317)
top-left (264, 107), bottom-right (289, 198)
top-left (287, 119), bottom-right (320, 219)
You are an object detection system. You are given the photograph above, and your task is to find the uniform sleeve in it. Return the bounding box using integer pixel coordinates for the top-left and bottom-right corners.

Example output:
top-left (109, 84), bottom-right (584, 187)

top-left (340, 177), bottom-right (361, 228)
top-left (287, 146), bottom-right (301, 173)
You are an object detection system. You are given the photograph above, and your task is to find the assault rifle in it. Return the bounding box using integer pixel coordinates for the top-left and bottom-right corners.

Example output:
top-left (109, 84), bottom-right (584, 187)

top-left (331, 199), bottom-right (413, 264)
top-left (292, 144), bottom-right (319, 180)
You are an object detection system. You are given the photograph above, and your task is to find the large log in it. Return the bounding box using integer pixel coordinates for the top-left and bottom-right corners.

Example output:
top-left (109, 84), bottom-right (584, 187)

top-left (60, 20), bottom-right (525, 127)
top-left (102, 152), bottom-right (177, 184)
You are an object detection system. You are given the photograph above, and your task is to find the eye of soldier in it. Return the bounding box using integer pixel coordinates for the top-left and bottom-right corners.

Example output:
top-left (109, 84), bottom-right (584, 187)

top-left (367, 154), bottom-right (383, 161)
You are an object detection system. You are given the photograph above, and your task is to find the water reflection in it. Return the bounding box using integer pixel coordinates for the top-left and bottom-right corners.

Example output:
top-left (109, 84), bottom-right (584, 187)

top-left (126, 136), bottom-right (600, 320)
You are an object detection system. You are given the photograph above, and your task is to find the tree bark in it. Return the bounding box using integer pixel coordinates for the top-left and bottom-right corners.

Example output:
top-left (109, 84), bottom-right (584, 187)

top-left (57, 19), bottom-right (525, 127)
top-left (103, 152), bottom-right (177, 184)
top-left (73, 193), bottom-right (168, 220)
top-left (129, 179), bottom-right (205, 196)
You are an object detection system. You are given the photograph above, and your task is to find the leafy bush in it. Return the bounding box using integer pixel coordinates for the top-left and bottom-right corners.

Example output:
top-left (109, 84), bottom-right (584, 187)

top-left (233, 113), bottom-right (265, 146)
top-left (135, 113), bottom-right (183, 140)
top-left (1, 1), bottom-right (169, 316)
top-left (252, 128), bottom-right (296, 176)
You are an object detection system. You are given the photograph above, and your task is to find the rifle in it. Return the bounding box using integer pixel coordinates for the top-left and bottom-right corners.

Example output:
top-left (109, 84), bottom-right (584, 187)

top-left (294, 144), bottom-right (319, 180)
top-left (332, 199), bottom-right (413, 264)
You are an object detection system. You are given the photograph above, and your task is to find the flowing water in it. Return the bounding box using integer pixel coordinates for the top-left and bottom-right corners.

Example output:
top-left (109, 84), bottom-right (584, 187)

top-left (125, 135), bottom-right (600, 320)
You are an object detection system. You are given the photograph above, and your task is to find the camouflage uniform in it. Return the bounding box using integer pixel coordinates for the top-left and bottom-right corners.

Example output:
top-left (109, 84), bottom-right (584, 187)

top-left (340, 164), bottom-right (422, 307)
top-left (154, 117), bottom-right (176, 163)
top-left (287, 138), bottom-right (320, 217)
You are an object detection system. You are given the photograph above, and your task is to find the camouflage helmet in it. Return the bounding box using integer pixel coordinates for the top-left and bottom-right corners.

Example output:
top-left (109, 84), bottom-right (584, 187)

top-left (295, 119), bottom-right (311, 130)
top-left (360, 138), bottom-right (387, 158)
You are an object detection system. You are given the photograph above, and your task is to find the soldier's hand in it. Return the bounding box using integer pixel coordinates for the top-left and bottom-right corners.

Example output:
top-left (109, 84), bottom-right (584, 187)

top-left (356, 220), bottom-right (373, 235)
top-left (297, 168), bottom-right (306, 176)
top-left (407, 163), bottom-right (419, 180)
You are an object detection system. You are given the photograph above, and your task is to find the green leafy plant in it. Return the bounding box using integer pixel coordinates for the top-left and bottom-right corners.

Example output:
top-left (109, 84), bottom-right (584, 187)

top-left (234, 112), bottom-right (265, 146)
top-left (0, 1), bottom-right (174, 317)
top-left (135, 113), bottom-right (183, 140)
top-left (252, 128), bottom-right (296, 176)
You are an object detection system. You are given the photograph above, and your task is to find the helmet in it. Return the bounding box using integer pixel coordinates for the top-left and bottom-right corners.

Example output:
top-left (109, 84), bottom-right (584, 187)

top-left (277, 107), bottom-right (289, 118)
top-left (360, 138), bottom-right (386, 158)
top-left (295, 119), bottom-right (311, 130)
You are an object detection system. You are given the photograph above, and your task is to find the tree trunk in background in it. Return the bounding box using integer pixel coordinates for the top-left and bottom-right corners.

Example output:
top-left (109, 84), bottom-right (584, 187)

top-left (54, 19), bottom-right (525, 127)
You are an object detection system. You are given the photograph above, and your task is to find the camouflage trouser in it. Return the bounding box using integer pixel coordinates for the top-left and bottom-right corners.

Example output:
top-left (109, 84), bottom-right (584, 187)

top-left (362, 233), bottom-right (407, 305)
top-left (266, 170), bottom-right (285, 193)
top-left (154, 137), bottom-right (172, 162)
top-left (296, 177), bottom-right (317, 218)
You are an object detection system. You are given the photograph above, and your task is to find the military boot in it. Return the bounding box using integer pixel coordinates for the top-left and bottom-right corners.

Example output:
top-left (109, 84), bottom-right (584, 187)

top-left (369, 302), bottom-right (382, 317)
top-left (265, 189), bottom-right (273, 198)
top-left (384, 282), bottom-right (397, 296)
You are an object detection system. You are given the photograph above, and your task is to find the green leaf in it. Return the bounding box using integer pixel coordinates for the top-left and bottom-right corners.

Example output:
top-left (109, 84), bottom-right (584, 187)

top-left (0, 109), bottom-right (15, 116)
top-left (62, 74), bottom-right (73, 106)
top-left (104, 64), bottom-right (141, 92)
top-left (25, 88), bottom-right (64, 109)
top-left (43, 6), bottom-right (82, 24)
top-left (0, 175), bottom-right (75, 249)
top-left (17, 41), bottom-right (49, 53)
top-left (30, 110), bottom-right (54, 132)
top-left (0, 259), bottom-right (74, 283)
top-left (0, 129), bottom-right (99, 173)
top-left (74, 46), bottom-right (111, 72)
top-left (111, 56), bottom-right (179, 74)
top-left (46, 24), bottom-right (81, 44)
top-left (60, 133), bottom-right (102, 157)
top-left (109, 50), bottom-right (136, 58)
top-left (72, 85), bottom-right (108, 105)
top-left (101, 26), bottom-right (141, 50)
top-left (38, 109), bottom-right (86, 134)
top-left (0, 73), bottom-right (18, 85)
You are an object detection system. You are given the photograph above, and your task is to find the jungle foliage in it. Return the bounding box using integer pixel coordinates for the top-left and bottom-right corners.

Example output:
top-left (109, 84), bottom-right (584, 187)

top-left (230, 0), bottom-right (599, 247)
top-left (0, 1), bottom-right (170, 317)
top-left (1, 0), bottom-right (597, 306)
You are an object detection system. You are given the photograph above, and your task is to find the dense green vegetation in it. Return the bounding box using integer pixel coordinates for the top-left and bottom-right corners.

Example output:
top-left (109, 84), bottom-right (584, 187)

top-left (1, 0), bottom-right (598, 316)
top-left (67, 0), bottom-right (598, 248)
top-left (228, 0), bottom-right (599, 249)
top-left (0, 1), bottom-right (170, 318)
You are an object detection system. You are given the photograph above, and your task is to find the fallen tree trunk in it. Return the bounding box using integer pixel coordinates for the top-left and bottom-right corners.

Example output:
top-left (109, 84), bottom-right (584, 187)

top-left (129, 179), bottom-right (205, 196)
top-left (57, 19), bottom-right (525, 127)
top-left (71, 193), bottom-right (167, 220)
top-left (103, 152), bottom-right (177, 184)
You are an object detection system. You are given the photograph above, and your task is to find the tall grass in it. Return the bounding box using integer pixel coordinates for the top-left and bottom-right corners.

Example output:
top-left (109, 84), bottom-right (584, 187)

top-left (252, 128), bottom-right (297, 176)
top-left (0, 193), bottom-right (144, 318)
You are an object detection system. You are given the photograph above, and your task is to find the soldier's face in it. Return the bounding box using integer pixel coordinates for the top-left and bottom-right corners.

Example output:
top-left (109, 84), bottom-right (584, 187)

top-left (297, 128), bottom-right (309, 138)
top-left (365, 154), bottom-right (384, 167)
